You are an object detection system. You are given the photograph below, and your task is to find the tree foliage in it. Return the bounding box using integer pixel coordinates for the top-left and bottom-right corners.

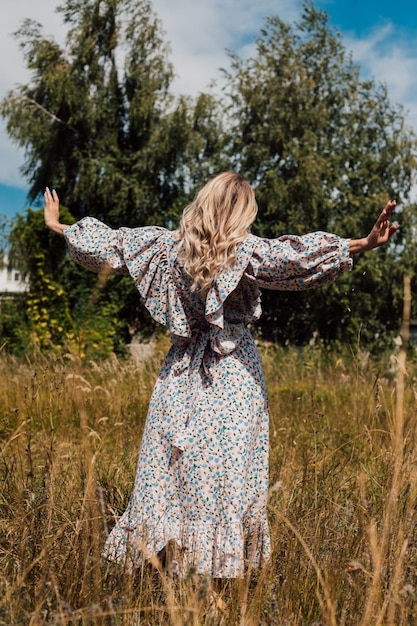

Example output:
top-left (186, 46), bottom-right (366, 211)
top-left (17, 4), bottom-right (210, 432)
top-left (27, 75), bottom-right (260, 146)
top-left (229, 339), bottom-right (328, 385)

top-left (4, 206), bottom-right (130, 357)
top-left (1, 0), bottom-right (225, 228)
top-left (0, 216), bottom-right (9, 264)
top-left (1, 0), bottom-right (227, 355)
top-left (2, 207), bottom-right (75, 353)
top-left (222, 2), bottom-right (417, 346)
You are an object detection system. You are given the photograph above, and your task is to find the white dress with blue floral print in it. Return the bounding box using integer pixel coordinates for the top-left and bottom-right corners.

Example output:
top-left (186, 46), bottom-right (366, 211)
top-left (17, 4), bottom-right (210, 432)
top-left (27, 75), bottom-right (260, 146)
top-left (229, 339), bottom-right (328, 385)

top-left (64, 218), bottom-right (352, 578)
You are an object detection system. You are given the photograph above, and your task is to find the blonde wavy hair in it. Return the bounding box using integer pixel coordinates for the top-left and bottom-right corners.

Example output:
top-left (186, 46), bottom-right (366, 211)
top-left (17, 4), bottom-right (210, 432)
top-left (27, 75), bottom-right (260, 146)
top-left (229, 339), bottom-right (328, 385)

top-left (177, 172), bottom-right (258, 293)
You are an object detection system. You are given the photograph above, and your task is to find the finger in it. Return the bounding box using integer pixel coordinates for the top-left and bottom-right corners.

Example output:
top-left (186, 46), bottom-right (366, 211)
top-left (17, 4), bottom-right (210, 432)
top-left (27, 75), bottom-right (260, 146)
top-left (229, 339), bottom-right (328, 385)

top-left (383, 200), bottom-right (396, 216)
top-left (44, 187), bottom-right (52, 203)
top-left (388, 224), bottom-right (399, 238)
top-left (377, 204), bottom-right (395, 225)
top-left (375, 212), bottom-right (389, 227)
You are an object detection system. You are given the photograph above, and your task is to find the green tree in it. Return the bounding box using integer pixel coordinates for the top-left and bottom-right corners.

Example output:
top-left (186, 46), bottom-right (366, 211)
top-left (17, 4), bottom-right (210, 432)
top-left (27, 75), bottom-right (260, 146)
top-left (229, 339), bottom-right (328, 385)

top-left (0, 216), bottom-right (8, 256)
top-left (1, 0), bottom-right (225, 229)
top-left (3, 206), bottom-right (129, 357)
top-left (3, 207), bottom-right (75, 352)
top-left (1, 0), bottom-right (226, 353)
top-left (223, 2), bottom-right (417, 347)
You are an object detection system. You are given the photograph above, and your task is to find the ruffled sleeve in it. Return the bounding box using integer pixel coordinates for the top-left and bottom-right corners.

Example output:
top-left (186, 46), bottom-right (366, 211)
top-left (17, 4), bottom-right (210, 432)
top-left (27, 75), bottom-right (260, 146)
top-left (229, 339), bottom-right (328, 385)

top-left (63, 217), bottom-right (166, 275)
top-left (64, 217), bottom-right (191, 337)
top-left (250, 232), bottom-right (353, 291)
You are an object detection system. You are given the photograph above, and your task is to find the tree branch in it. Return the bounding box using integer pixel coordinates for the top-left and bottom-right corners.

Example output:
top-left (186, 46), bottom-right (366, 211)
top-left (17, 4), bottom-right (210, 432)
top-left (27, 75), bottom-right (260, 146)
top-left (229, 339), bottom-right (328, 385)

top-left (23, 96), bottom-right (67, 126)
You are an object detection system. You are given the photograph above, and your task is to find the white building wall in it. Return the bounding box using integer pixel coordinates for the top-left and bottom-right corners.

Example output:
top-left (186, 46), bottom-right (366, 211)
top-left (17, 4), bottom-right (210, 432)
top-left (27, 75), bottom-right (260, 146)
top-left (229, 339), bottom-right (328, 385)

top-left (0, 258), bottom-right (28, 293)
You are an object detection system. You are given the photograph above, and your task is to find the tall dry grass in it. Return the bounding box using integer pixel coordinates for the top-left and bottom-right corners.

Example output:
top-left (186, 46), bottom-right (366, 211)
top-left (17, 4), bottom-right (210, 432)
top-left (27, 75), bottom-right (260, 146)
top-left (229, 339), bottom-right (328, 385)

top-left (1, 302), bottom-right (417, 624)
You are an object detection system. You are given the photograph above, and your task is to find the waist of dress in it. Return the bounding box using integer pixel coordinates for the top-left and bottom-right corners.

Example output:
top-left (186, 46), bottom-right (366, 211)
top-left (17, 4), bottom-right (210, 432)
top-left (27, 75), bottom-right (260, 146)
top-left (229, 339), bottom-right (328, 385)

top-left (171, 320), bottom-right (248, 357)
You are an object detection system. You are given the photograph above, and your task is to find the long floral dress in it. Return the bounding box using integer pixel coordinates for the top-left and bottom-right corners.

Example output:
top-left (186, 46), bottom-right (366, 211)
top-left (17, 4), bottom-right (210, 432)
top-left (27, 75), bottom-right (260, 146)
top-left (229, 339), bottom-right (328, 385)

top-left (64, 217), bottom-right (352, 578)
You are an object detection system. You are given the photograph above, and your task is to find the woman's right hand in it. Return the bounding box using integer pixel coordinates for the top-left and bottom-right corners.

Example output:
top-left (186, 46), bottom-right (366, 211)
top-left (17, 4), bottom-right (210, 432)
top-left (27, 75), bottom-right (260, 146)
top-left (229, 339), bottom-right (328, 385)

top-left (44, 187), bottom-right (69, 235)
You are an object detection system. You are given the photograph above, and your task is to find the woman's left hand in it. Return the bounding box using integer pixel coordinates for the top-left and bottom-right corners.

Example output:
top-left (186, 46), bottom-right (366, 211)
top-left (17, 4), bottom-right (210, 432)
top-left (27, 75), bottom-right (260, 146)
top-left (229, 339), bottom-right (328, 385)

top-left (350, 200), bottom-right (398, 254)
top-left (365, 199), bottom-right (398, 250)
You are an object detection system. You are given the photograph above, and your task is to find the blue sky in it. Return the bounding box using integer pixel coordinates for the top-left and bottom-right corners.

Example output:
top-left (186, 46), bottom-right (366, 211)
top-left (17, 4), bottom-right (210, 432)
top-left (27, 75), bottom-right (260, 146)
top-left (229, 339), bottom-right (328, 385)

top-left (0, 185), bottom-right (30, 221)
top-left (317, 0), bottom-right (412, 34)
top-left (0, 0), bottom-right (416, 220)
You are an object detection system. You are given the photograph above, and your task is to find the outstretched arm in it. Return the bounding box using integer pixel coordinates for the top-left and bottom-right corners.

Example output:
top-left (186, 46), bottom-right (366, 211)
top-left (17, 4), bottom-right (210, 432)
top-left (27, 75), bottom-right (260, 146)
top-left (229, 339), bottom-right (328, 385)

top-left (43, 188), bottom-right (168, 278)
top-left (44, 188), bottom-right (70, 235)
top-left (349, 200), bottom-right (398, 254)
top-left (252, 199), bottom-right (399, 291)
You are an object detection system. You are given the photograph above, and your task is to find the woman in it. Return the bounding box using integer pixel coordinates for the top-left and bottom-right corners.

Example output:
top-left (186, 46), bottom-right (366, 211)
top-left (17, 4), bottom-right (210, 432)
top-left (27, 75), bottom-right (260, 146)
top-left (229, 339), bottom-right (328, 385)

top-left (44, 172), bottom-right (397, 578)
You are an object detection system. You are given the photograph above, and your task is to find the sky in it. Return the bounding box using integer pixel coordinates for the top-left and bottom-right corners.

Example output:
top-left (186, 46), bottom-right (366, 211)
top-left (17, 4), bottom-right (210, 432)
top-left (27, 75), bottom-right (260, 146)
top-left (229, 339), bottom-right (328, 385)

top-left (0, 0), bottom-right (416, 219)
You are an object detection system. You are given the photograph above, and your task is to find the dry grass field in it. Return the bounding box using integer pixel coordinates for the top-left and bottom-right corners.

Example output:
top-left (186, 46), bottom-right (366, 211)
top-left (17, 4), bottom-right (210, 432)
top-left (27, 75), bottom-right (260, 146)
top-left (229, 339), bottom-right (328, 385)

top-left (1, 330), bottom-right (417, 625)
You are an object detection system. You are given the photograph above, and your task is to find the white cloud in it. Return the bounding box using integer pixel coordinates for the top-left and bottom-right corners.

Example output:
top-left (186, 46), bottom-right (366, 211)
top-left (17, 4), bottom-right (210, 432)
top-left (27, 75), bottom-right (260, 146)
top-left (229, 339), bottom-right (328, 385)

top-left (344, 23), bottom-right (417, 131)
top-left (0, 3), bottom-right (67, 95)
top-left (0, 120), bottom-right (26, 188)
top-left (152, 0), bottom-right (299, 95)
top-left (0, 1), bottom-right (67, 187)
